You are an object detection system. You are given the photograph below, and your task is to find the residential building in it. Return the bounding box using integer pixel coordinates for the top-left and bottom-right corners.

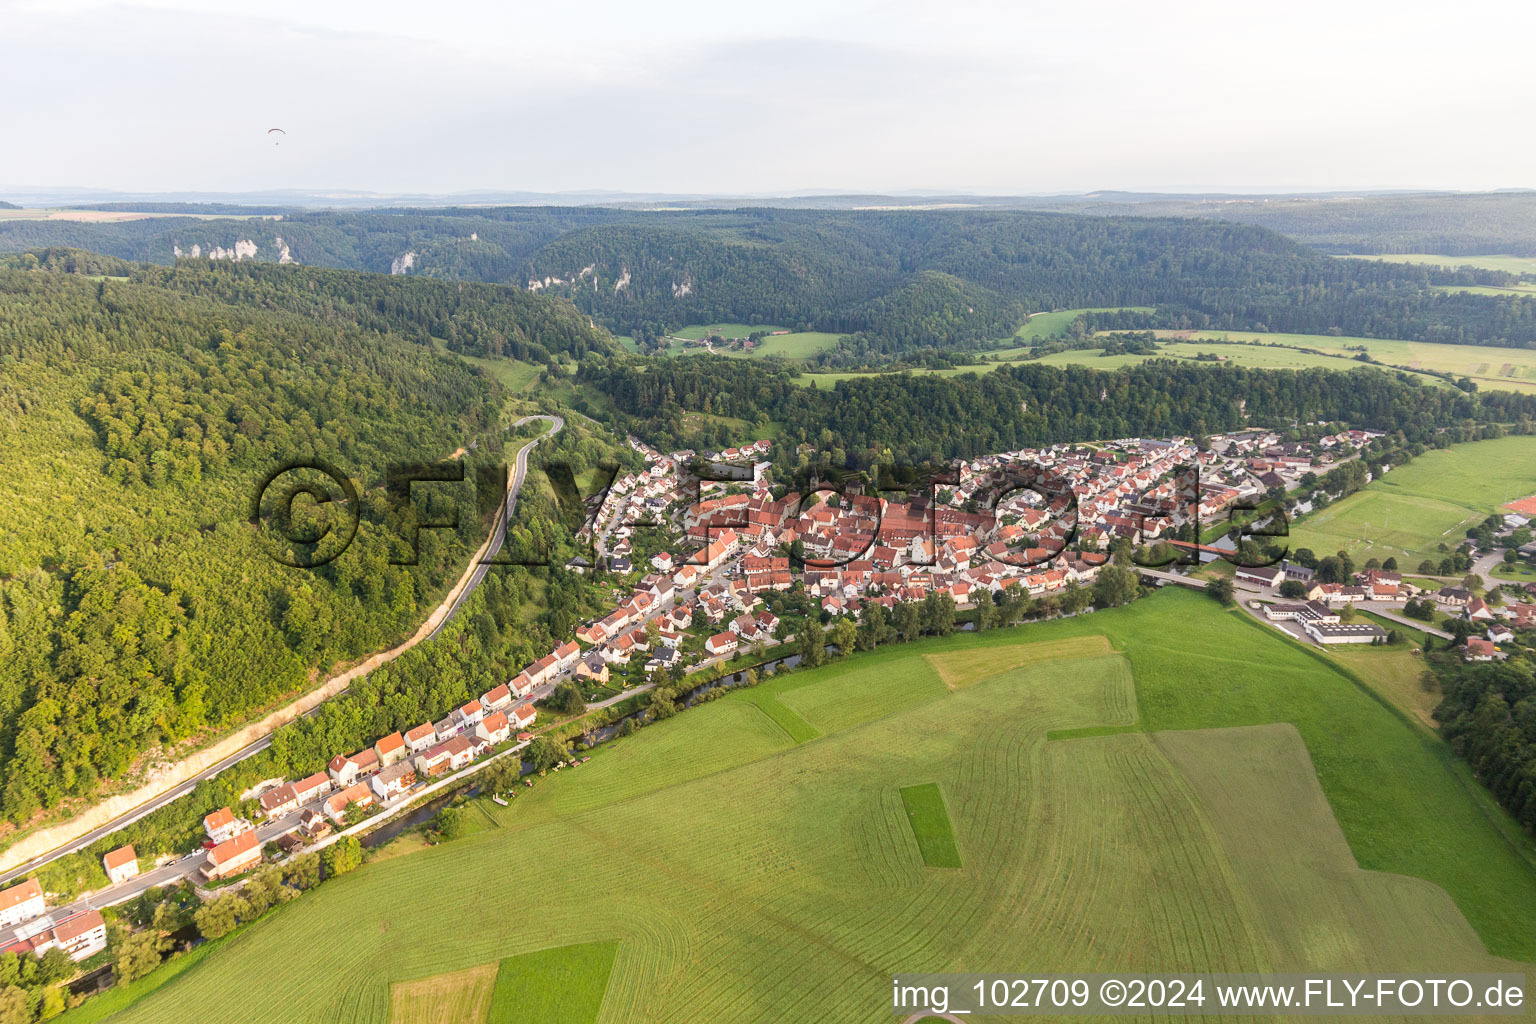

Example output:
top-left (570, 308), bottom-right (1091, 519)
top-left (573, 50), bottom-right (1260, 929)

top-left (0, 879), bottom-right (44, 929)
top-left (5, 909), bottom-right (108, 962)
top-left (291, 771), bottom-right (332, 806)
top-left (327, 748), bottom-right (379, 788)
top-left (480, 683), bottom-right (512, 713)
top-left (324, 783), bottom-right (376, 824)
top-left (404, 722), bottom-right (438, 754)
top-left (370, 762), bottom-right (418, 802)
top-left (1465, 637), bottom-right (1500, 662)
top-left (705, 632), bottom-right (738, 657)
top-left (374, 731), bottom-right (407, 767)
top-left (456, 699), bottom-right (485, 729)
top-left (475, 710), bottom-right (511, 746)
top-left (259, 784), bottom-right (300, 820)
top-left (414, 735), bottom-right (476, 779)
top-left (102, 845), bottom-right (139, 885)
top-left (46, 909), bottom-right (107, 960)
top-left (510, 704), bottom-right (537, 730)
top-left (203, 831), bottom-right (262, 881)
top-left (299, 810), bottom-right (332, 840)
top-left (575, 652), bottom-right (609, 683)
top-left (202, 806), bottom-right (251, 845)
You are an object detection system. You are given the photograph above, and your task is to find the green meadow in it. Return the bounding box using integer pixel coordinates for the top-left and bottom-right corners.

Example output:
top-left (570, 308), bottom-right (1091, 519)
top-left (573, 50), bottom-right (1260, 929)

top-left (89, 591), bottom-right (1536, 1023)
top-left (1288, 435), bottom-right (1536, 566)
top-left (1339, 253), bottom-right (1536, 276)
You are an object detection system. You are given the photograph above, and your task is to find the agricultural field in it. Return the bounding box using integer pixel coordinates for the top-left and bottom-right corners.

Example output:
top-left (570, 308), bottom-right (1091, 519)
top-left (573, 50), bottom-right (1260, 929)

top-left (670, 324), bottom-right (844, 361)
top-left (1012, 306), bottom-right (1155, 342)
top-left (91, 591), bottom-right (1536, 1024)
top-left (898, 784), bottom-right (962, 868)
top-left (1288, 435), bottom-right (1536, 567)
top-left (1339, 253), bottom-right (1536, 276)
top-left (1026, 330), bottom-right (1536, 394)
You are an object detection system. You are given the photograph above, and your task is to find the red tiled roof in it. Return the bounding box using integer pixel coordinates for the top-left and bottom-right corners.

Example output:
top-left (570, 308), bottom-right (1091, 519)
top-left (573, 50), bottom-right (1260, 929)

top-left (0, 878), bottom-right (41, 911)
top-left (103, 845), bottom-right (137, 871)
top-left (209, 830), bottom-right (260, 866)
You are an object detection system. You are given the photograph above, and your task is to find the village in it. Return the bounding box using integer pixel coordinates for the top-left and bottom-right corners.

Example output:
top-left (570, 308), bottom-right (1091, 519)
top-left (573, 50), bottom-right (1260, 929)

top-left (0, 422), bottom-right (1418, 966)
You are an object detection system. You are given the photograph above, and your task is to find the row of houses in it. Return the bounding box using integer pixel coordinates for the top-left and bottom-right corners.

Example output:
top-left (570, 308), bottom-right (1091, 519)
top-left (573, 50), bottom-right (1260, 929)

top-left (0, 879), bottom-right (105, 962)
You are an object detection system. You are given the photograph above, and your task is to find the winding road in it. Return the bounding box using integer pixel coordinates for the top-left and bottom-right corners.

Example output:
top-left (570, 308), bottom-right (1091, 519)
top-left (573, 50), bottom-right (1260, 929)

top-left (0, 416), bottom-right (562, 887)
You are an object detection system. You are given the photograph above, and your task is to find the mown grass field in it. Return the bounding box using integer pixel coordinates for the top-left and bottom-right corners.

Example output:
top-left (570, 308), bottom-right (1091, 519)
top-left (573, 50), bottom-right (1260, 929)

top-left (94, 590), bottom-right (1536, 1024)
top-left (898, 784), bottom-right (962, 868)
top-left (391, 964), bottom-right (497, 1024)
top-left (669, 324), bottom-right (844, 361)
top-left (1288, 435), bottom-right (1536, 566)
top-left (1146, 330), bottom-right (1536, 393)
top-left (1340, 253), bottom-right (1536, 276)
top-left (486, 941), bottom-right (618, 1024)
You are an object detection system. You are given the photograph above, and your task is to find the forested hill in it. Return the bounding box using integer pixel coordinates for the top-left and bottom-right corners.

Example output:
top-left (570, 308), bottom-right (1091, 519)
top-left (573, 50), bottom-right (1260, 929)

top-left (6, 208), bottom-right (1534, 360)
top-left (0, 257), bottom-right (603, 829)
top-left (577, 354), bottom-right (1536, 467)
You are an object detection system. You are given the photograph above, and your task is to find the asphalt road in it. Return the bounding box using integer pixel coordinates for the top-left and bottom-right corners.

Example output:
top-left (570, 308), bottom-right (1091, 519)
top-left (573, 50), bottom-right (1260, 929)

top-left (428, 414), bottom-right (563, 640)
top-left (0, 416), bottom-right (563, 891)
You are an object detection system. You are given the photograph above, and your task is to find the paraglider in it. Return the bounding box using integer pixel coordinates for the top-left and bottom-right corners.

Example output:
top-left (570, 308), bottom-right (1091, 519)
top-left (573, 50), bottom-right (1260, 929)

top-left (268, 128), bottom-right (285, 145)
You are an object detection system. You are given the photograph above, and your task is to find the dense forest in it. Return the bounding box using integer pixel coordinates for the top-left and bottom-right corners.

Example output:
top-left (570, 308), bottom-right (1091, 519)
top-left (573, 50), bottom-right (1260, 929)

top-left (5, 208), bottom-right (1535, 364)
top-left (1435, 657), bottom-right (1536, 833)
top-left (576, 354), bottom-right (1536, 467)
top-left (0, 256), bottom-right (609, 828)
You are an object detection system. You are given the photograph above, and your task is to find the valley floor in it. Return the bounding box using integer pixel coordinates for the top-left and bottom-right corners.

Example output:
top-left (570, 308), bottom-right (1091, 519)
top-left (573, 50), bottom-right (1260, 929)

top-left (82, 591), bottom-right (1536, 1024)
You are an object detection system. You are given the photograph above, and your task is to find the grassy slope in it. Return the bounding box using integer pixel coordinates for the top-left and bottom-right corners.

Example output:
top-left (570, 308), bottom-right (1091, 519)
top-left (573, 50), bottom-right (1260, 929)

top-left (94, 591), bottom-right (1536, 1024)
top-left (1288, 435), bottom-right (1536, 566)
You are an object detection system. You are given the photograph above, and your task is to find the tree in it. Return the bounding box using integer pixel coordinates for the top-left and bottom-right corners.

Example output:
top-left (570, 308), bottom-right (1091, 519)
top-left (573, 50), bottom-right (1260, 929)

top-left (1092, 566), bottom-right (1139, 609)
top-left (35, 949), bottom-right (71, 988)
top-left (644, 686), bottom-right (676, 722)
top-left (857, 603), bottom-right (891, 651)
top-left (892, 602), bottom-right (921, 642)
top-left (546, 682), bottom-right (585, 715)
top-left (528, 734), bottom-right (571, 771)
top-left (322, 836), bottom-right (363, 878)
top-left (615, 717), bottom-right (636, 738)
top-left (1208, 575), bottom-right (1235, 606)
top-left (435, 806), bottom-right (467, 842)
top-left (798, 625), bottom-right (827, 668)
top-left (284, 852), bottom-right (321, 891)
top-left (920, 593), bottom-right (956, 636)
top-left (0, 986), bottom-right (27, 1024)
top-left (1058, 582), bottom-right (1092, 615)
top-left (38, 984), bottom-right (65, 1020)
top-left (1279, 580), bottom-right (1307, 599)
top-left (1382, 557), bottom-right (1398, 571)
top-left (114, 929), bottom-right (169, 983)
top-left (830, 618), bottom-right (857, 656)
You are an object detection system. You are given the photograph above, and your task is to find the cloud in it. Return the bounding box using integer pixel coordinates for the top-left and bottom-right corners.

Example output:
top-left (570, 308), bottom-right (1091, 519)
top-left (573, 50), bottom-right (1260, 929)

top-left (1, 0), bottom-right (1532, 195)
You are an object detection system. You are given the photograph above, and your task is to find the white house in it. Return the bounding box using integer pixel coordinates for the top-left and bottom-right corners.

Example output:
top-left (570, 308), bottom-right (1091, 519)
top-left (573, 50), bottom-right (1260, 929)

top-left (0, 879), bottom-right (45, 929)
top-left (103, 845), bottom-right (140, 886)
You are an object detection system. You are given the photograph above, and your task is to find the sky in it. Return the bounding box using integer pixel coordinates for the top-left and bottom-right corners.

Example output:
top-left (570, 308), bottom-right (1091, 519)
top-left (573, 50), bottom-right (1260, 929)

top-left (3, 0), bottom-right (1532, 198)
